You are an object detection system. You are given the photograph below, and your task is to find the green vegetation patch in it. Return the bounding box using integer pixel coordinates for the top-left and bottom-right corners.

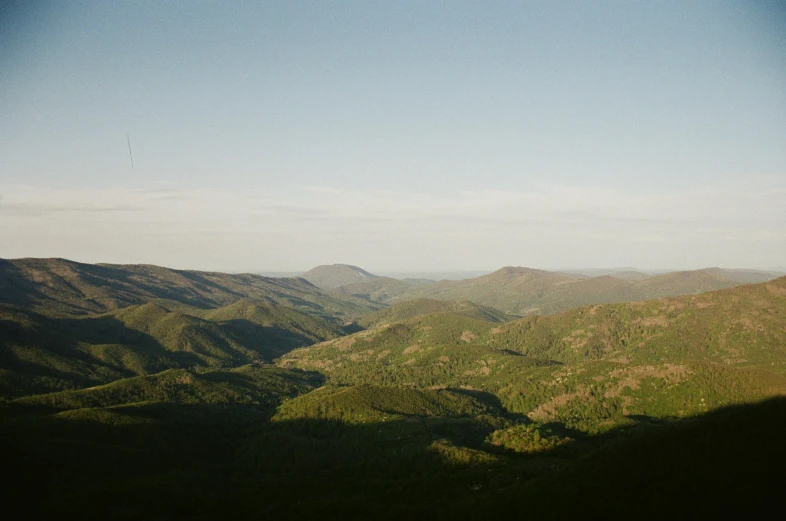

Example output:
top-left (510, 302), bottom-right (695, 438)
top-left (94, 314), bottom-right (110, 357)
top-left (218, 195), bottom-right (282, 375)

top-left (275, 384), bottom-right (497, 424)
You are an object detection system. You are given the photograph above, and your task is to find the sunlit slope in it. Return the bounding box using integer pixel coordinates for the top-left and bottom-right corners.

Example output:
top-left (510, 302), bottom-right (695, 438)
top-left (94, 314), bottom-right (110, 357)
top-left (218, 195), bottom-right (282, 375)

top-left (395, 267), bottom-right (579, 315)
top-left (274, 385), bottom-right (498, 423)
top-left (201, 299), bottom-right (344, 345)
top-left (333, 276), bottom-right (417, 304)
top-left (0, 257), bottom-right (377, 321)
top-left (276, 308), bottom-right (516, 377)
top-left (634, 266), bottom-right (776, 298)
top-left (281, 277), bottom-right (786, 431)
top-left (0, 300), bottom-right (341, 397)
top-left (485, 275), bottom-right (786, 367)
top-left (9, 364), bottom-right (321, 413)
top-left (280, 310), bottom-right (558, 399)
top-left (358, 298), bottom-right (512, 328)
top-left (393, 266), bottom-right (781, 316)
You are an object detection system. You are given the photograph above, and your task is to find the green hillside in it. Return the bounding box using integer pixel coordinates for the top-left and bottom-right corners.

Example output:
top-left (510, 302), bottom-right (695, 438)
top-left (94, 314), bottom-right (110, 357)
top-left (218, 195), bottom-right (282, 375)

top-left (283, 277), bottom-right (786, 431)
top-left (10, 364), bottom-right (321, 413)
top-left (275, 384), bottom-right (498, 423)
top-left (358, 298), bottom-right (512, 328)
top-left (395, 267), bottom-right (578, 315)
top-left (201, 299), bottom-right (345, 344)
top-left (634, 267), bottom-right (766, 298)
top-left (0, 300), bottom-right (342, 397)
top-left (334, 276), bottom-right (417, 303)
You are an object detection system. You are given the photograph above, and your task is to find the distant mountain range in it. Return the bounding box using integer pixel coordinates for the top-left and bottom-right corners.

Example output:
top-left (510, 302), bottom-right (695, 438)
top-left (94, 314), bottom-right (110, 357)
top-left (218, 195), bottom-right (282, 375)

top-left (300, 263), bottom-right (782, 316)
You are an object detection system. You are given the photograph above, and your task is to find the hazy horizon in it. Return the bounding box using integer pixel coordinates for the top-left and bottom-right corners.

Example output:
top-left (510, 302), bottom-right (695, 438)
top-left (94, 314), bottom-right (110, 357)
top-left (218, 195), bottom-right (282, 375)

top-left (2, 2), bottom-right (784, 271)
top-left (3, 256), bottom-right (785, 278)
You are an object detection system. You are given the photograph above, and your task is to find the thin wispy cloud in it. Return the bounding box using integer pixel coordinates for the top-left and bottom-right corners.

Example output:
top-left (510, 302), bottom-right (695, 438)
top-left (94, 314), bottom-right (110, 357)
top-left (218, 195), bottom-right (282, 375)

top-left (1, 178), bottom-right (783, 271)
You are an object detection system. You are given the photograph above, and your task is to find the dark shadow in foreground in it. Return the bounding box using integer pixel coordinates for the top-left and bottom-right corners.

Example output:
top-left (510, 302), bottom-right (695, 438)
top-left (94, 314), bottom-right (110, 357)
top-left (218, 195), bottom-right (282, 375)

top-left (2, 397), bottom-right (786, 520)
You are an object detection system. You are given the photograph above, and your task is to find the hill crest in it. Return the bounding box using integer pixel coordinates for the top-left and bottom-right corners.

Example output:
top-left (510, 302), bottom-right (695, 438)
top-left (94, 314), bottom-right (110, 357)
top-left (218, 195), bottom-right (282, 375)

top-left (300, 264), bottom-right (379, 289)
top-left (0, 257), bottom-right (377, 322)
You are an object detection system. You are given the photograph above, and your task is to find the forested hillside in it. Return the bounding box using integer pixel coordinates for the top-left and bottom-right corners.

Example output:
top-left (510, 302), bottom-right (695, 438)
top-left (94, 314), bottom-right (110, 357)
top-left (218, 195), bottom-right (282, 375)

top-left (2, 259), bottom-right (785, 519)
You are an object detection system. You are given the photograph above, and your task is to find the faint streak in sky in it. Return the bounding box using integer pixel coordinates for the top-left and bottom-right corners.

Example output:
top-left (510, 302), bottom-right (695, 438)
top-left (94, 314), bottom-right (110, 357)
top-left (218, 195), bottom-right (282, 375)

top-left (126, 133), bottom-right (134, 170)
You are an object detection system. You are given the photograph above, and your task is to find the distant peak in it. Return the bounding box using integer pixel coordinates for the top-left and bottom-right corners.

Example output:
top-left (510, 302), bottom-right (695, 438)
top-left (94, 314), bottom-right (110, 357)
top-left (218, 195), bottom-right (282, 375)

top-left (491, 266), bottom-right (542, 277)
top-left (307, 263), bottom-right (374, 274)
top-left (300, 263), bottom-right (379, 289)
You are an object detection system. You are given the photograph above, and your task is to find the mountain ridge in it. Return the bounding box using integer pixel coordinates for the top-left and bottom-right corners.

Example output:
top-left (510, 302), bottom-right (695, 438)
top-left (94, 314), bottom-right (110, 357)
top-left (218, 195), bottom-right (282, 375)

top-left (0, 257), bottom-right (378, 322)
top-left (392, 265), bottom-right (781, 315)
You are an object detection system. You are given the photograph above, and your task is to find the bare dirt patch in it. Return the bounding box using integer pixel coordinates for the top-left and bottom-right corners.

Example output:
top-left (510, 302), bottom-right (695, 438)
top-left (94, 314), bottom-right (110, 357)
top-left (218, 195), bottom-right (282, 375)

top-left (349, 350), bottom-right (375, 362)
top-left (766, 283), bottom-right (786, 297)
top-left (309, 359), bottom-right (335, 370)
top-left (529, 385), bottom-right (591, 421)
top-left (637, 315), bottom-right (668, 327)
top-left (604, 364), bottom-right (690, 399)
top-left (464, 366), bottom-right (492, 377)
top-left (460, 330), bottom-right (478, 343)
top-left (735, 317), bottom-right (765, 332)
top-left (666, 301), bottom-right (686, 311)
top-left (337, 337), bottom-right (357, 352)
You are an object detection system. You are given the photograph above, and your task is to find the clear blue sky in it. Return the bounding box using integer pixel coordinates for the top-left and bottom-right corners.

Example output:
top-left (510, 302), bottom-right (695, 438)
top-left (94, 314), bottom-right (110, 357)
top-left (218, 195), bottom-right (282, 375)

top-left (1, 1), bottom-right (784, 272)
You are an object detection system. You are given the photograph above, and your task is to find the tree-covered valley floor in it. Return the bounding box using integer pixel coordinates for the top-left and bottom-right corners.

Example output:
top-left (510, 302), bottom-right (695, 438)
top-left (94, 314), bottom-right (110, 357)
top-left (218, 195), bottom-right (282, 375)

top-left (2, 259), bottom-right (786, 519)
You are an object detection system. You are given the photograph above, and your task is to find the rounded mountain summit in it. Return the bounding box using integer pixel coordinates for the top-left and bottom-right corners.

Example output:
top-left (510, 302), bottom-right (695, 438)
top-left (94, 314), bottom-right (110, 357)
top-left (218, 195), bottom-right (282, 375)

top-left (300, 264), bottom-right (378, 290)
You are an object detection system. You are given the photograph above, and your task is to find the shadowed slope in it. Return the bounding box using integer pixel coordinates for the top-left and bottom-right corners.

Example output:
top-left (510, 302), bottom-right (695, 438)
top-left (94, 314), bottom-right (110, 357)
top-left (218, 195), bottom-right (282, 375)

top-left (0, 299), bottom-right (343, 397)
top-left (0, 258), bottom-right (377, 322)
top-left (5, 385), bottom-right (785, 520)
top-left (466, 397), bottom-right (786, 520)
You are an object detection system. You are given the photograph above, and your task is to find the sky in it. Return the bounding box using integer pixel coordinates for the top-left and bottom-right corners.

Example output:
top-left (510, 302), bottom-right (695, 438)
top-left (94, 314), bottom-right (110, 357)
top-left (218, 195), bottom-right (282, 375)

top-left (1, 1), bottom-right (785, 272)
